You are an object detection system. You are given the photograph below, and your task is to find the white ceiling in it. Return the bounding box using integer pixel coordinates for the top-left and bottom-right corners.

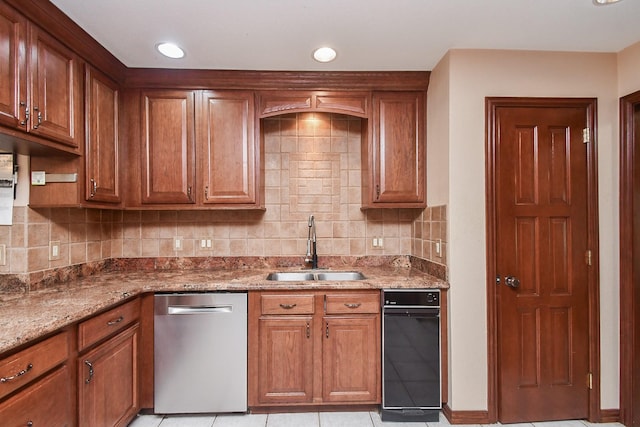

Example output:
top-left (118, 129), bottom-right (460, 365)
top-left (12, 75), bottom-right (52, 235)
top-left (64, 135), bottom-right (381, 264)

top-left (50, 0), bottom-right (640, 71)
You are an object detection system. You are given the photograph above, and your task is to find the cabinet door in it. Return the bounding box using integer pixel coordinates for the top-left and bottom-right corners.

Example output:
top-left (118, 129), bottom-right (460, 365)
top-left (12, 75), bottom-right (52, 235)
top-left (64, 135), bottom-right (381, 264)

top-left (0, 365), bottom-right (72, 427)
top-left (141, 90), bottom-right (195, 204)
top-left (28, 25), bottom-right (82, 149)
top-left (199, 90), bottom-right (257, 205)
top-left (322, 315), bottom-right (380, 403)
top-left (368, 91), bottom-right (425, 207)
top-left (85, 65), bottom-right (121, 204)
top-left (78, 324), bottom-right (139, 427)
top-left (0, 2), bottom-right (26, 129)
top-left (257, 317), bottom-right (314, 404)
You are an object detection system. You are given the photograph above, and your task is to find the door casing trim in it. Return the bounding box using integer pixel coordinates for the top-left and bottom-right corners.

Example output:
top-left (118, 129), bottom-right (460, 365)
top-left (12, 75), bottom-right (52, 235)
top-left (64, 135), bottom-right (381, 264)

top-left (484, 97), bottom-right (601, 423)
top-left (619, 90), bottom-right (640, 427)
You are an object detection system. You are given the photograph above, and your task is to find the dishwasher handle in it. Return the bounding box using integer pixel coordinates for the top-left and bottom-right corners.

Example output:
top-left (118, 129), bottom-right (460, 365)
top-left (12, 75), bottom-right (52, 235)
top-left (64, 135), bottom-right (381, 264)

top-left (167, 305), bottom-right (233, 315)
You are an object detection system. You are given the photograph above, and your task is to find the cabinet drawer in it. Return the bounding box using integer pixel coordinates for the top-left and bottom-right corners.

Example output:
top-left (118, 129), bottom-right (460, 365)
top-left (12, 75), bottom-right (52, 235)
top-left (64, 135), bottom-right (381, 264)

top-left (261, 294), bottom-right (315, 315)
top-left (325, 293), bottom-right (380, 314)
top-left (78, 298), bottom-right (140, 351)
top-left (0, 331), bottom-right (69, 400)
top-left (0, 365), bottom-right (72, 426)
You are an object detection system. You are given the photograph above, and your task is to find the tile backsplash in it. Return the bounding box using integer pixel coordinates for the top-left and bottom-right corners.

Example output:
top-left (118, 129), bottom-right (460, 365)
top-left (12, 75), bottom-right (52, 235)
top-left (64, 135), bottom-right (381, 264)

top-left (0, 113), bottom-right (447, 277)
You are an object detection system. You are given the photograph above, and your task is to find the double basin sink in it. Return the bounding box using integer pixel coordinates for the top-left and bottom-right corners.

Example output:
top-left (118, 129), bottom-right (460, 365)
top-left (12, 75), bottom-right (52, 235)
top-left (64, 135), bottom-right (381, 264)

top-left (266, 271), bottom-right (366, 282)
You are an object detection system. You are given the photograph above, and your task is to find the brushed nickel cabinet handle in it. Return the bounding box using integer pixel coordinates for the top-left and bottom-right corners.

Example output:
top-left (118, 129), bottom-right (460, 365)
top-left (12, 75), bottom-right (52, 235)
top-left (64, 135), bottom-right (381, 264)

top-left (90, 178), bottom-right (97, 198)
top-left (187, 186), bottom-right (192, 201)
top-left (107, 315), bottom-right (124, 326)
top-left (0, 363), bottom-right (33, 383)
top-left (204, 186), bottom-right (209, 200)
top-left (279, 303), bottom-right (297, 309)
top-left (306, 322), bottom-right (310, 338)
top-left (344, 303), bottom-right (362, 309)
top-left (21, 107), bottom-right (29, 126)
top-left (32, 107), bottom-right (41, 129)
top-left (84, 360), bottom-right (94, 384)
top-left (376, 184), bottom-right (380, 200)
top-left (326, 322), bottom-right (329, 338)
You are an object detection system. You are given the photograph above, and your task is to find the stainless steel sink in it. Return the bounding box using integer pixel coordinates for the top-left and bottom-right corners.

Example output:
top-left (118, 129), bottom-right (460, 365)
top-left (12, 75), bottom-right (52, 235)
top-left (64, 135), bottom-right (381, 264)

top-left (316, 271), bottom-right (366, 281)
top-left (266, 272), bottom-right (316, 281)
top-left (266, 271), bottom-right (366, 281)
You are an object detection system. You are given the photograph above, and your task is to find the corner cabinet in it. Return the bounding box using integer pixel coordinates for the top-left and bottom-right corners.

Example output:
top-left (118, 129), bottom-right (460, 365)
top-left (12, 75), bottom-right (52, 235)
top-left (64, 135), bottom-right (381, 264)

top-left (127, 89), bottom-right (262, 209)
top-left (363, 91), bottom-right (426, 208)
top-left (140, 90), bottom-right (196, 205)
top-left (248, 290), bottom-right (380, 408)
top-left (85, 65), bottom-right (121, 205)
top-left (77, 298), bottom-right (140, 427)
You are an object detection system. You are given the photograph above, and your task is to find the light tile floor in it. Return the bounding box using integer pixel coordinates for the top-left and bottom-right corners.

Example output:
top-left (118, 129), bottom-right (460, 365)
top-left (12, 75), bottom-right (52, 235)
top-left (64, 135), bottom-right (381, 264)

top-left (128, 412), bottom-right (625, 427)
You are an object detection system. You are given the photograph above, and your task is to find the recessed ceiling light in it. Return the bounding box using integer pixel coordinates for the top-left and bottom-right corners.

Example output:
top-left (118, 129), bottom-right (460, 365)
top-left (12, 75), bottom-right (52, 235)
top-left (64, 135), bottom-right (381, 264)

top-left (313, 47), bottom-right (337, 63)
top-left (156, 42), bottom-right (185, 59)
top-left (593, 0), bottom-right (622, 4)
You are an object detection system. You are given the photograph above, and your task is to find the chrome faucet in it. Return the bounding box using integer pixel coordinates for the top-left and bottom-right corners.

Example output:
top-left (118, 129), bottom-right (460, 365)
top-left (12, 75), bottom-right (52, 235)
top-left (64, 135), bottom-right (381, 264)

top-left (305, 215), bottom-right (318, 269)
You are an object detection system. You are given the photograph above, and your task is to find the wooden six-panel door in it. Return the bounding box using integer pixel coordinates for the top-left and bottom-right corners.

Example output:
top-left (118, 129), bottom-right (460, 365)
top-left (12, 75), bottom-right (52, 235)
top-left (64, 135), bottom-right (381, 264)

top-left (489, 99), bottom-right (596, 423)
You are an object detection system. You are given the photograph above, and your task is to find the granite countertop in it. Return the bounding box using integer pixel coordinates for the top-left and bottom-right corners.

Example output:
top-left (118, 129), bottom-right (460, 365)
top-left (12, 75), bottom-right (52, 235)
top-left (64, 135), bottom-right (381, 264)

top-left (0, 258), bottom-right (447, 355)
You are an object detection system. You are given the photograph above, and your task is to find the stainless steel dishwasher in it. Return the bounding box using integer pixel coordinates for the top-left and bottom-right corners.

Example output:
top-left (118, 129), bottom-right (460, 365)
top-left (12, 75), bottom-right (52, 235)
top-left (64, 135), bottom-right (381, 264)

top-left (154, 293), bottom-right (247, 414)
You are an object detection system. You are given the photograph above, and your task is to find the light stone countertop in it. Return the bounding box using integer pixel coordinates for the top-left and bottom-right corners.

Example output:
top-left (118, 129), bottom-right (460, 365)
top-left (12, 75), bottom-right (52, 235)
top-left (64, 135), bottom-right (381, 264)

top-left (0, 265), bottom-right (447, 355)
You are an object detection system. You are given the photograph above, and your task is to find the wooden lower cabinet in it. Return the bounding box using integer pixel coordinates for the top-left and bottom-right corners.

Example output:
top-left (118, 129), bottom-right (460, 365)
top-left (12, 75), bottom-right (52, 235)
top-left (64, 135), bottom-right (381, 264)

top-left (249, 290), bottom-right (381, 408)
top-left (78, 323), bottom-right (139, 427)
top-left (257, 317), bottom-right (314, 404)
top-left (323, 315), bottom-right (379, 403)
top-left (0, 365), bottom-right (73, 426)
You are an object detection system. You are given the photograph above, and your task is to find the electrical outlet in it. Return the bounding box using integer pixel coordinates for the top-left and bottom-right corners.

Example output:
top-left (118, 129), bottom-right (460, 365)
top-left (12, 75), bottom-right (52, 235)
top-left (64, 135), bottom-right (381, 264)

top-left (199, 238), bottom-right (212, 249)
top-left (49, 240), bottom-right (61, 260)
top-left (435, 239), bottom-right (443, 257)
top-left (0, 244), bottom-right (6, 266)
top-left (174, 237), bottom-right (183, 251)
top-left (372, 237), bottom-right (384, 249)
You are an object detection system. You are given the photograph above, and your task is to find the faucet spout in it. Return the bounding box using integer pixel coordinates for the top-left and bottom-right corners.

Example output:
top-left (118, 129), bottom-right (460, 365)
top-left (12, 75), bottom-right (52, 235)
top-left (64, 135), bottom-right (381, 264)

top-left (305, 215), bottom-right (318, 269)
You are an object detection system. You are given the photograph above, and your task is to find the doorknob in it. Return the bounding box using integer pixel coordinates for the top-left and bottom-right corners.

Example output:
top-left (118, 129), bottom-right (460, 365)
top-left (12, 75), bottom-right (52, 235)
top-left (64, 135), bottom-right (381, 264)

top-left (504, 276), bottom-right (520, 288)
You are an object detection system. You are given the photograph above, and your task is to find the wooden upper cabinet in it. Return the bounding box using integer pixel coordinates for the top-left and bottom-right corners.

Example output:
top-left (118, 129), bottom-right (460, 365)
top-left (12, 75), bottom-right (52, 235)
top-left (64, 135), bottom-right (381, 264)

top-left (141, 90), bottom-right (196, 204)
top-left (0, 1), bottom-right (26, 130)
top-left (258, 91), bottom-right (369, 118)
top-left (28, 24), bottom-right (82, 150)
top-left (364, 91), bottom-right (426, 208)
top-left (85, 65), bottom-right (121, 205)
top-left (199, 90), bottom-right (258, 206)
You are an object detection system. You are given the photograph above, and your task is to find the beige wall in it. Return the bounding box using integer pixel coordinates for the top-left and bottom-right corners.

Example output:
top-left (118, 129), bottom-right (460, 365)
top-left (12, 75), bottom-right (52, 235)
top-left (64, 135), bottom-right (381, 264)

top-left (430, 49), bottom-right (621, 411)
top-left (618, 41), bottom-right (640, 97)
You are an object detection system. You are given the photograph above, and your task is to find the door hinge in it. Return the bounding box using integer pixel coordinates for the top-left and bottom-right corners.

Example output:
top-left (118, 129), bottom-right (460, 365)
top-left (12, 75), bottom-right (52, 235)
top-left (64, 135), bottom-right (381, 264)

top-left (585, 250), bottom-right (592, 266)
top-left (587, 372), bottom-right (593, 390)
top-left (583, 127), bottom-right (590, 144)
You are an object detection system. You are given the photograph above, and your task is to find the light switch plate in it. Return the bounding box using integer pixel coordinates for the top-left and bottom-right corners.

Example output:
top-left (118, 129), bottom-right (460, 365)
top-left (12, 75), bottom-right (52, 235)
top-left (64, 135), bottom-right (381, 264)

top-left (31, 171), bottom-right (46, 186)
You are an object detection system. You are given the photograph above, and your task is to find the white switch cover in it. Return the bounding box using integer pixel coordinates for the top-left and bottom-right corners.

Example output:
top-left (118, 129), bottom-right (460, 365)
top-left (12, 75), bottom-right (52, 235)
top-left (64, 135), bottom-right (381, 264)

top-left (174, 237), bottom-right (182, 251)
top-left (49, 240), bottom-right (60, 260)
top-left (31, 171), bottom-right (46, 186)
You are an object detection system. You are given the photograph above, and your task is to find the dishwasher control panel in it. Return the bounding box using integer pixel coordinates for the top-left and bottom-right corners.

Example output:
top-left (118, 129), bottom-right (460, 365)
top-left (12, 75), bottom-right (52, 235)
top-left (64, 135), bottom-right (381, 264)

top-left (382, 289), bottom-right (440, 307)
